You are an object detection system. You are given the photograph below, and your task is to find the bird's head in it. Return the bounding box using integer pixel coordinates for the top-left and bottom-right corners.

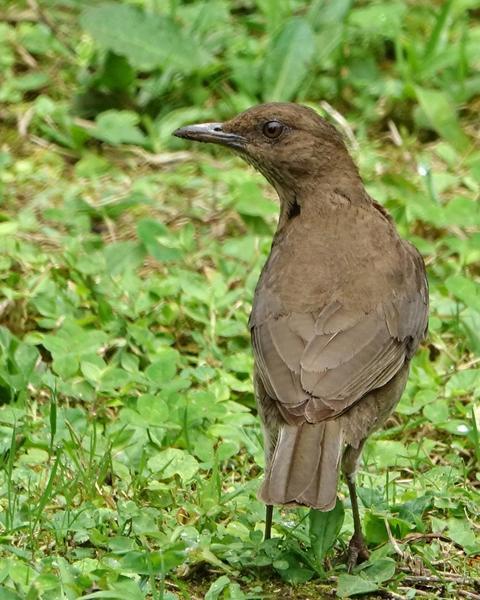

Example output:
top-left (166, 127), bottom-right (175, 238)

top-left (173, 103), bottom-right (358, 199)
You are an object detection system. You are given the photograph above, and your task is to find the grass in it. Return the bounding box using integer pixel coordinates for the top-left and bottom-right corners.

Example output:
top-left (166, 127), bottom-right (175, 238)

top-left (0, 0), bottom-right (479, 598)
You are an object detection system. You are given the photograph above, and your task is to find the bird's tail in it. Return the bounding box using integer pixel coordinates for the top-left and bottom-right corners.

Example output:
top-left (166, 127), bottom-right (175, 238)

top-left (259, 420), bottom-right (344, 510)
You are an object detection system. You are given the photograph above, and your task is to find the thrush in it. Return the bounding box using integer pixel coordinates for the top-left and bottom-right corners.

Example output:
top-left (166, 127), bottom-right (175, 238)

top-left (174, 103), bottom-right (428, 569)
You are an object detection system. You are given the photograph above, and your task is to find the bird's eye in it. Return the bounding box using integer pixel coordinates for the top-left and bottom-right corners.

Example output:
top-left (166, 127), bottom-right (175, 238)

top-left (262, 120), bottom-right (284, 139)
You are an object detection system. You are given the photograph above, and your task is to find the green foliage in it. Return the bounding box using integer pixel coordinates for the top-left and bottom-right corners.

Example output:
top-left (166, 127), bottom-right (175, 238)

top-left (415, 87), bottom-right (470, 152)
top-left (80, 2), bottom-right (210, 73)
top-left (0, 0), bottom-right (479, 598)
top-left (309, 500), bottom-right (345, 568)
top-left (262, 17), bottom-right (315, 101)
top-left (337, 556), bottom-right (397, 597)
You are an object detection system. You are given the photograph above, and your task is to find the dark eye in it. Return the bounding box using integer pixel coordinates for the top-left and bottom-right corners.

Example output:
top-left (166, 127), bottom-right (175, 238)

top-left (262, 120), bottom-right (284, 139)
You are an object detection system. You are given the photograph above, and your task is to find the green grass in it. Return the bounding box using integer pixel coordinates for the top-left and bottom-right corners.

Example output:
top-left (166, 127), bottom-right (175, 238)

top-left (0, 0), bottom-right (479, 598)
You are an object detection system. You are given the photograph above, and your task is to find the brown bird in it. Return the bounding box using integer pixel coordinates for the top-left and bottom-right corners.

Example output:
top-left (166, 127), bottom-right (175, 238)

top-left (174, 103), bottom-right (428, 569)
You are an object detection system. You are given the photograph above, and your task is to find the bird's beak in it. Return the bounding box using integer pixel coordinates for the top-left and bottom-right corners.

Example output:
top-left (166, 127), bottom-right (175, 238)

top-left (173, 122), bottom-right (246, 150)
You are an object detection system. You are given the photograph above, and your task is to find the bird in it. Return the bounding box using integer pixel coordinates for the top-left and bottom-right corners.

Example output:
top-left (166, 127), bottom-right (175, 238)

top-left (173, 103), bottom-right (428, 569)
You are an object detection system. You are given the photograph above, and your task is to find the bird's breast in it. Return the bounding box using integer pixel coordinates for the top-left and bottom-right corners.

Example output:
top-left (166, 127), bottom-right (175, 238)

top-left (251, 207), bottom-right (404, 323)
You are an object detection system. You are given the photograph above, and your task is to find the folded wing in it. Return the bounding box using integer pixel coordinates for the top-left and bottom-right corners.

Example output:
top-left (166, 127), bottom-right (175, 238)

top-left (251, 243), bottom-right (428, 424)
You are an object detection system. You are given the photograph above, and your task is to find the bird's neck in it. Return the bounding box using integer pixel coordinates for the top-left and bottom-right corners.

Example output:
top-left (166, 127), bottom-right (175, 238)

top-left (276, 173), bottom-right (366, 231)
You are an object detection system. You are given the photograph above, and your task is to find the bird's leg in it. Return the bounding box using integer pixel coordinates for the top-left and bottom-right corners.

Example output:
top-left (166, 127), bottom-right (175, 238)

top-left (345, 474), bottom-right (369, 570)
top-left (265, 504), bottom-right (273, 540)
top-left (253, 374), bottom-right (279, 543)
top-left (342, 444), bottom-right (369, 572)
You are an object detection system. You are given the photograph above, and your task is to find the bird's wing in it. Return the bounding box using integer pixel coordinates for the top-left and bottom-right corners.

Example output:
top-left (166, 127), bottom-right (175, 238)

top-left (251, 242), bottom-right (428, 424)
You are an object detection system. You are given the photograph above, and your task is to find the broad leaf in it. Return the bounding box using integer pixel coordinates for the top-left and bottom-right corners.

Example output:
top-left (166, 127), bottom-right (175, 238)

top-left (336, 574), bottom-right (379, 597)
top-left (263, 17), bottom-right (315, 101)
top-left (446, 368), bottom-right (480, 398)
top-left (447, 518), bottom-right (480, 554)
top-left (145, 349), bottom-right (180, 385)
top-left (204, 576), bottom-right (231, 600)
top-left (415, 87), bottom-right (470, 152)
top-left (90, 110), bottom-right (147, 146)
top-left (445, 275), bottom-right (480, 312)
top-left (361, 557), bottom-right (396, 583)
top-left (309, 498), bottom-right (345, 563)
top-left (137, 219), bottom-right (183, 262)
top-left (80, 2), bottom-right (210, 73)
top-left (349, 2), bottom-right (406, 38)
top-left (148, 448), bottom-right (199, 481)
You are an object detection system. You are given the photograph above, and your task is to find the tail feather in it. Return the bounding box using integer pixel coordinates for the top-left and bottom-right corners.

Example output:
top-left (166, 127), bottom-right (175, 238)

top-left (259, 420), bottom-right (343, 510)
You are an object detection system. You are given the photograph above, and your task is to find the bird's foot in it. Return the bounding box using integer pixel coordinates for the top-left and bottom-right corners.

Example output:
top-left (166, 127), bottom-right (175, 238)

top-left (346, 534), bottom-right (370, 572)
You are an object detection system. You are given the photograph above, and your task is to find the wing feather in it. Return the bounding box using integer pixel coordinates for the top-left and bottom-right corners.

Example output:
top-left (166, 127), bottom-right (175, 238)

top-left (251, 241), bottom-right (428, 424)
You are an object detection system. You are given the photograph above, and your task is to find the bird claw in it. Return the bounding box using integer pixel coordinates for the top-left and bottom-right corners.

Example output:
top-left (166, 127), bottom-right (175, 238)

top-left (346, 534), bottom-right (370, 572)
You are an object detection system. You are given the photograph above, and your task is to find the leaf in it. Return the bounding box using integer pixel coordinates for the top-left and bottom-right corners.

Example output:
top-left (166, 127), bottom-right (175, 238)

top-left (445, 274), bottom-right (480, 312)
top-left (145, 349), bottom-right (179, 385)
top-left (447, 518), bottom-right (480, 554)
top-left (0, 221), bottom-right (18, 235)
top-left (361, 557), bottom-right (396, 583)
top-left (11, 72), bottom-right (50, 92)
top-left (462, 307), bottom-right (480, 355)
top-left (204, 575), bottom-right (231, 600)
top-left (445, 368), bottom-right (480, 398)
top-left (308, 0), bottom-right (352, 27)
top-left (148, 448), bottom-right (199, 481)
top-left (215, 319), bottom-right (246, 338)
top-left (309, 499), bottom-right (345, 563)
top-left (442, 197), bottom-right (480, 228)
top-left (137, 394), bottom-right (169, 426)
top-left (273, 550), bottom-right (314, 584)
top-left (100, 52), bottom-right (136, 91)
top-left (75, 153), bottom-right (112, 178)
top-left (80, 360), bottom-right (105, 383)
top-left (13, 343), bottom-right (38, 380)
top-left (336, 574), bottom-right (379, 597)
top-left (75, 578), bottom-right (146, 600)
top-left (356, 487), bottom-right (388, 510)
top-left (349, 2), bottom-right (406, 38)
top-left (364, 513), bottom-right (389, 545)
top-left (0, 588), bottom-right (25, 600)
top-left (234, 182), bottom-right (277, 218)
top-left (119, 545), bottom-right (185, 575)
top-left (366, 440), bottom-right (409, 468)
top-left (90, 110), bottom-right (147, 146)
top-left (104, 241), bottom-right (146, 276)
top-left (137, 219), bottom-right (183, 262)
top-left (398, 493), bottom-right (433, 524)
top-left (423, 398), bottom-right (449, 424)
top-left (42, 321), bottom-right (109, 379)
top-left (415, 87), bottom-right (470, 152)
top-left (80, 2), bottom-right (210, 72)
top-left (98, 367), bottom-right (131, 392)
top-left (263, 17), bottom-right (315, 101)
top-left (18, 448), bottom-right (50, 466)
top-left (424, 0), bottom-right (454, 60)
